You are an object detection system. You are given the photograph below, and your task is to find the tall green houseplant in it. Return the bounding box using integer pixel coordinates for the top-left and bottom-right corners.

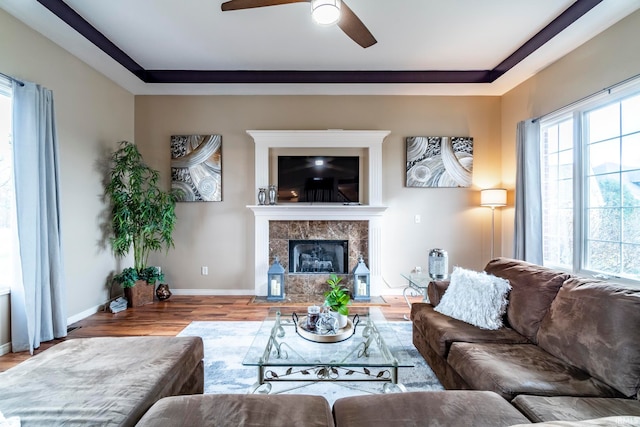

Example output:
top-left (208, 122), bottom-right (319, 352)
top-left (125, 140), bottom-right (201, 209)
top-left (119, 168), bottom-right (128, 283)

top-left (106, 141), bottom-right (176, 289)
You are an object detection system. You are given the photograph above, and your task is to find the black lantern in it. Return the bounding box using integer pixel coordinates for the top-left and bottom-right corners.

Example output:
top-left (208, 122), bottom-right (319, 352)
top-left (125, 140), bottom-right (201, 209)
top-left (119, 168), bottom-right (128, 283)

top-left (267, 256), bottom-right (285, 301)
top-left (352, 255), bottom-right (370, 301)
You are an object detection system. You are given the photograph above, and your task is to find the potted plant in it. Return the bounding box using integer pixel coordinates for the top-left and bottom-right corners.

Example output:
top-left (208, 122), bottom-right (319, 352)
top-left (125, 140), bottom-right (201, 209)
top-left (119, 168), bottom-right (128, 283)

top-left (105, 141), bottom-right (177, 307)
top-left (324, 274), bottom-right (351, 328)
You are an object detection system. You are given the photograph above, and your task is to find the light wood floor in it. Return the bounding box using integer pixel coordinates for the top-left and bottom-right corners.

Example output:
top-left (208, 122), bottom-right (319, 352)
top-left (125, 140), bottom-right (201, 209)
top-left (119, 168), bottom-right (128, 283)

top-left (0, 295), bottom-right (416, 373)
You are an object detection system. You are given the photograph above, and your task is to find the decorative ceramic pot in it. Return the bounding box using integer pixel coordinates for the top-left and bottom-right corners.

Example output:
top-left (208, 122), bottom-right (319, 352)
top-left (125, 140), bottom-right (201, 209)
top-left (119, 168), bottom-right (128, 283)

top-left (156, 283), bottom-right (172, 301)
top-left (331, 311), bottom-right (348, 329)
top-left (257, 188), bottom-right (266, 205)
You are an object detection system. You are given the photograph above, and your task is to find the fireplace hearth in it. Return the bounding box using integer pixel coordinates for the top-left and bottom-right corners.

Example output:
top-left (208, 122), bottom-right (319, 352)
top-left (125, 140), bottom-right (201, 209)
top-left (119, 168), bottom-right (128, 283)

top-left (289, 240), bottom-right (348, 274)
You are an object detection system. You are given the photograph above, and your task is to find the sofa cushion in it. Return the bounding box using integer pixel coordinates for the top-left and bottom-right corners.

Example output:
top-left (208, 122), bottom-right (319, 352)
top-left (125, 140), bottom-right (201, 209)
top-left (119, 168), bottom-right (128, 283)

top-left (447, 343), bottom-right (621, 400)
top-left (136, 394), bottom-right (335, 427)
top-left (411, 303), bottom-right (529, 358)
top-left (332, 391), bottom-right (530, 427)
top-left (512, 395), bottom-right (640, 423)
top-left (0, 336), bottom-right (204, 426)
top-left (484, 258), bottom-right (571, 343)
top-left (536, 277), bottom-right (640, 398)
top-left (434, 266), bottom-right (511, 330)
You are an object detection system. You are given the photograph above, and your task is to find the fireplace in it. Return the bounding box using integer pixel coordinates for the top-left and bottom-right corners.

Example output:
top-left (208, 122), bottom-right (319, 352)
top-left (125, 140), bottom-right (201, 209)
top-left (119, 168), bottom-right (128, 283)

top-left (247, 130), bottom-right (390, 297)
top-left (289, 240), bottom-right (349, 274)
top-left (269, 220), bottom-right (367, 298)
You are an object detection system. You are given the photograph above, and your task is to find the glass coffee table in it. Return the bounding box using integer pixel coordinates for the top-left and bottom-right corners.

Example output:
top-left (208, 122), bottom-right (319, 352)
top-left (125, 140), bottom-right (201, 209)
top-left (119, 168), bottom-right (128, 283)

top-left (243, 307), bottom-right (412, 394)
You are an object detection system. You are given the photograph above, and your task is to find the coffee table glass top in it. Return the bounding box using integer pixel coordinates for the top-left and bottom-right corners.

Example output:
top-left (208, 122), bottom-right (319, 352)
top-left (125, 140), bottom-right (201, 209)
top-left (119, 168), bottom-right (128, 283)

top-left (400, 272), bottom-right (432, 289)
top-left (243, 307), bottom-right (413, 369)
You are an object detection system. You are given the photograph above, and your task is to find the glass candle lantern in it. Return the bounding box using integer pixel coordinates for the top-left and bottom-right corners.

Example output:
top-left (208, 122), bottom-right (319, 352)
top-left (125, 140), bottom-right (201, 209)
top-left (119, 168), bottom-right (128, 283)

top-left (352, 255), bottom-right (370, 301)
top-left (267, 256), bottom-right (285, 300)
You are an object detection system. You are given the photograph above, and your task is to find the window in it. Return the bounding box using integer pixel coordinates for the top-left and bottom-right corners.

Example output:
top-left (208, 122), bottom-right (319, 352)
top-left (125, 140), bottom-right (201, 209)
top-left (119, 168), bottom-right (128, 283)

top-left (0, 76), bottom-right (15, 289)
top-left (541, 87), bottom-right (640, 282)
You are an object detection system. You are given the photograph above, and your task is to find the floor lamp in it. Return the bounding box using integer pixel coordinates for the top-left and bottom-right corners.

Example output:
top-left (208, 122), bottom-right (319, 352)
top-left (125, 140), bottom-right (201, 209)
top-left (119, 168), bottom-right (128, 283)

top-left (481, 188), bottom-right (507, 260)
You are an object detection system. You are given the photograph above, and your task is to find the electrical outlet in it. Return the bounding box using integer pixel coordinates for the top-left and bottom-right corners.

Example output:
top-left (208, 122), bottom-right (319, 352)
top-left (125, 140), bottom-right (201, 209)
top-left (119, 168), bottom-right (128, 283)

top-left (414, 214), bottom-right (421, 224)
top-left (201, 266), bottom-right (208, 275)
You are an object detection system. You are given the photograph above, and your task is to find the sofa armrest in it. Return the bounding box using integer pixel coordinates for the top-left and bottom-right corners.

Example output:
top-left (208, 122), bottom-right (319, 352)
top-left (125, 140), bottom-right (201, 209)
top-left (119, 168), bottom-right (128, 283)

top-left (428, 280), bottom-right (450, 306)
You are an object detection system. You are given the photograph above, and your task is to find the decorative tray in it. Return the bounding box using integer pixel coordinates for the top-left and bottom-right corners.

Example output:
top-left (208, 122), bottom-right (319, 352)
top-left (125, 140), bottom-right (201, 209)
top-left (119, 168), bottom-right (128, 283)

top-left (292, 313), bottom-right (360, 343)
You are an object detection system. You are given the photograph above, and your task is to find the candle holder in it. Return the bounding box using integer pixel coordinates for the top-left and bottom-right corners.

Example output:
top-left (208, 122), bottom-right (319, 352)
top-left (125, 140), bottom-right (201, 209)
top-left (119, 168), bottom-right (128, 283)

top-left (267, 256), bottom-right (285, 300)
top-left (352, 255), bottom-right (370, 301)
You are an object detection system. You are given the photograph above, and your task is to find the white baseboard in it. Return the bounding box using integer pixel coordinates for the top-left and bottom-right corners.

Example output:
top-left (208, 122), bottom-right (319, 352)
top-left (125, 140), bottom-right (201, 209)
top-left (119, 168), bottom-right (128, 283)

top-left (170, 289), bottom-right (256, 296)
top-left (67, 304), bottom-right (102, 326)
top-left (0, 341), bottom-right (11, 356)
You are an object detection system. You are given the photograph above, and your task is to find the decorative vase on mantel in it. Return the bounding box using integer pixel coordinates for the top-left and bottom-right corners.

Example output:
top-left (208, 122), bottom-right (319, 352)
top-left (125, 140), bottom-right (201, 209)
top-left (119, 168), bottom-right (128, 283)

top-left (268, 184), bottom-right (277, 205)
top-left (257, 188), bottom-right (266, 205)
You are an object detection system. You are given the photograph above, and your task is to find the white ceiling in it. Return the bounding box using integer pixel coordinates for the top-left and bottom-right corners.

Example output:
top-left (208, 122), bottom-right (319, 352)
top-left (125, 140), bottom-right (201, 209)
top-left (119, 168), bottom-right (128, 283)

top-left (2, 0), bottom-right (639, 95)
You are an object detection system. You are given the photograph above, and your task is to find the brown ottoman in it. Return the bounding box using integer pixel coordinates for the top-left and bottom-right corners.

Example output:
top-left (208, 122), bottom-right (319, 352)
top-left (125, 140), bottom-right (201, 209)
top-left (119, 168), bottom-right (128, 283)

top-left (0, 336), bottom-right (204, 426)
top-left (332, 391), bottom-right (531, 427)
top-left (136, 394), bottom-right (335, 427)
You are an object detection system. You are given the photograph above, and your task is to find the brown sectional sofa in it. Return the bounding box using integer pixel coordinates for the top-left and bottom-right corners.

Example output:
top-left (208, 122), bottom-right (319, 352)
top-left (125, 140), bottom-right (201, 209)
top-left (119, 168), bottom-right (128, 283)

top-left (4, 258), bottom-right (640, 426)
top-left (411, 257), bottom-right (640, 423)
top-left (137, 392), bottom-right (640, 426)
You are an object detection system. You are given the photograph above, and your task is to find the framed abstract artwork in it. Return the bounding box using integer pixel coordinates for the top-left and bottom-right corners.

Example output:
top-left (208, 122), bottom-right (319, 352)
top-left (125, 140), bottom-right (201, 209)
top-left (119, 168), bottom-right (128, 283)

top-left (406, 136), bottom-right (473, 188)
top-left (170, 134), bottom-right (222, 202)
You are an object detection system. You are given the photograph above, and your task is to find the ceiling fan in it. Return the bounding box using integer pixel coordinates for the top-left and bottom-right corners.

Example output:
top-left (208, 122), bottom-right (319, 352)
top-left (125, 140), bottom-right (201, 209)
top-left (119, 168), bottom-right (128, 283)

top-left (220, 0), bottom-right (377, 48)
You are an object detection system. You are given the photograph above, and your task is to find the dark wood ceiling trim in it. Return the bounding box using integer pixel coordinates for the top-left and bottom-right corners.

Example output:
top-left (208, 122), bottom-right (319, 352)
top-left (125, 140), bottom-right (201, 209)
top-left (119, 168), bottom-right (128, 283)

top-left (144, 70), bottom-right (493, 84)
top-left (490, 0), bottom-right (604, 81)
top-left (36, 0), bottom-right (146, 80)
top-left (35, 0), bottom-right (602, 85)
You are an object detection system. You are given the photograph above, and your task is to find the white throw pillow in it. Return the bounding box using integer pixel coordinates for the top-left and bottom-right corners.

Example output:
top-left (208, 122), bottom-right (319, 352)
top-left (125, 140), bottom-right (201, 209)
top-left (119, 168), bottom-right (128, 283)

top-left (434, 266), bottom-right (511, 330)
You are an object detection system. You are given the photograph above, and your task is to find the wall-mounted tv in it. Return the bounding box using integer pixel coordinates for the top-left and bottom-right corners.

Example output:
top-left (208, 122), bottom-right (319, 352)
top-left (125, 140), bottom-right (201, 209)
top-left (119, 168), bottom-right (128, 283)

top-left (277, 156), bottom-right (359, 203)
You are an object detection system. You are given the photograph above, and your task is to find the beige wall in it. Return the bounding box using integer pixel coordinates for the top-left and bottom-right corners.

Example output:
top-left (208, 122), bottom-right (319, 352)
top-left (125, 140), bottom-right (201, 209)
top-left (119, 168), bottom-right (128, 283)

top-left (500, 9), bottom-right (640, 257)
top-left (135, 95), bottom-right (502, 292)
top-left (0, 8), bottom-right (135, 333)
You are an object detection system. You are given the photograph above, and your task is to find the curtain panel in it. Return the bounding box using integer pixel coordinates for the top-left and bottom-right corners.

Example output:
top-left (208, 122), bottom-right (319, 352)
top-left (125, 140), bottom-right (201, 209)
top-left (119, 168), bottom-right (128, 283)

top-left (513, 119), bottom-right (543, 264)
top-left (11, 81), bottom-right (66, 354)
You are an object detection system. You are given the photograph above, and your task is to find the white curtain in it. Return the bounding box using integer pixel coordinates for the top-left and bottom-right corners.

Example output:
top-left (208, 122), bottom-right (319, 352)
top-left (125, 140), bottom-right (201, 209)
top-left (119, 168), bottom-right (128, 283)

top-left (513, 119), bottom-right (543, 264)
top-left (11, 81), bottom-right (66, 354)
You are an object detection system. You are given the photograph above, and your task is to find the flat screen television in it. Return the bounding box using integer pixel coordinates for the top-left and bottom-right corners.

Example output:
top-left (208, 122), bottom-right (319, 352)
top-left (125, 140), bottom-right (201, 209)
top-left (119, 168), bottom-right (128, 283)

top-left (277, 156), bottom-right (359, 203)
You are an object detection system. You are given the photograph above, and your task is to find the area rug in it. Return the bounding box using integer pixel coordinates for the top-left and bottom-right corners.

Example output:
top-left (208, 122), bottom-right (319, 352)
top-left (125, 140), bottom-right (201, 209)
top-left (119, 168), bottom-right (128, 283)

top-left (177, 320), bottom-right (443, 405)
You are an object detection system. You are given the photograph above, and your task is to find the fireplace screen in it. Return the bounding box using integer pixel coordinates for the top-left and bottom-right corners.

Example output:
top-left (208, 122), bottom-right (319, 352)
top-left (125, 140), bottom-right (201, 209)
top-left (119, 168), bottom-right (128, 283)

top-left (289, 240), bottom-right (349, 274)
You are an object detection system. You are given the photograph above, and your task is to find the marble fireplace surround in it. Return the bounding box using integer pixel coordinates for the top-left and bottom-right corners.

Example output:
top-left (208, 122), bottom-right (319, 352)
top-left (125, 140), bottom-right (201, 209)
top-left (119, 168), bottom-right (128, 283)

top-left (270, 220), bottom-right (367, 297)
top-left (247, 130), bottom-right (390, 297)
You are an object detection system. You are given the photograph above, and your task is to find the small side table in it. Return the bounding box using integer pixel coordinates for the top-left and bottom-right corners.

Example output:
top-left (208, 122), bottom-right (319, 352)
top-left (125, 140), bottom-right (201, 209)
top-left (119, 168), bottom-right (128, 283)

top-left (401, 272), bottom-right (431, 321)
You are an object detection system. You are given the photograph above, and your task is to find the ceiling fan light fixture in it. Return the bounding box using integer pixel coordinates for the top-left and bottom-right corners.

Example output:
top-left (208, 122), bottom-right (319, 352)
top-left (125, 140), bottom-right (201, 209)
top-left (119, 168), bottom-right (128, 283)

top-left (311, 0), bottom-right (341, 26)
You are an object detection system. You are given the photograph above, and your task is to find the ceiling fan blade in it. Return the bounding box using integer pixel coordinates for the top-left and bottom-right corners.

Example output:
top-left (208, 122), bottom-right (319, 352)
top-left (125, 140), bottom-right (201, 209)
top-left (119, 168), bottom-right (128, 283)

top-left (221, 0), bottom-right (309, 11)
top-left (337, 1), bottom-right (377, 48)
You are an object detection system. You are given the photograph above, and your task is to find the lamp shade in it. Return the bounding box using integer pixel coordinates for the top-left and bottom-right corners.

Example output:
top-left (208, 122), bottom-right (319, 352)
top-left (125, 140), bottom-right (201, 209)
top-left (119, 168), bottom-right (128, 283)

top-left (480, 188), bottom-right (507, 207)
top-left (311, 0), bottom-right (341, 25)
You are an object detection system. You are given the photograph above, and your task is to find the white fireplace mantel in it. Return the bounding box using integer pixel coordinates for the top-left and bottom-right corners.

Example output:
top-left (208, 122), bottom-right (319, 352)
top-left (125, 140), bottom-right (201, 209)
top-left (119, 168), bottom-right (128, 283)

top-left (247, 130), bottom-right (390, 297)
